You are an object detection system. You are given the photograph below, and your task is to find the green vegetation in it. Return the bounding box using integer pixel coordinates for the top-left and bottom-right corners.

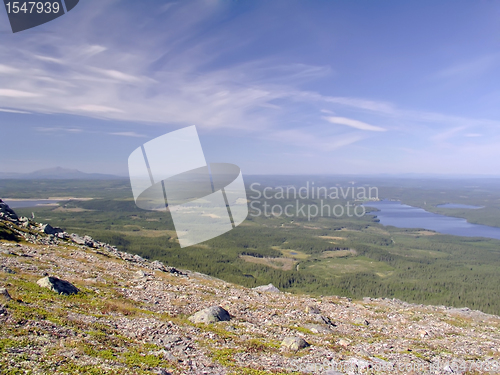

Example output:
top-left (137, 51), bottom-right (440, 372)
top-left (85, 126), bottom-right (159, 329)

top-left (4, 177), bottom-right (500, 315)
top-left (0, 222), bottom-right (21, 242)
top-left (0, 272), bottom-right (179, 375)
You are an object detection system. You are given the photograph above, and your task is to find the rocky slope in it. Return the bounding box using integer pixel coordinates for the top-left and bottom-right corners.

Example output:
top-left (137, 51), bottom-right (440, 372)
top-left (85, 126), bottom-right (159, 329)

top-left (0, 200), bottom-right (499, 374)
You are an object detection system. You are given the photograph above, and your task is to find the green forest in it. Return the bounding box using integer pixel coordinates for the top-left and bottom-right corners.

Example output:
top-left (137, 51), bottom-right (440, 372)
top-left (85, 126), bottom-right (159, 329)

top-left (3, 177), bottom-right (500, 315)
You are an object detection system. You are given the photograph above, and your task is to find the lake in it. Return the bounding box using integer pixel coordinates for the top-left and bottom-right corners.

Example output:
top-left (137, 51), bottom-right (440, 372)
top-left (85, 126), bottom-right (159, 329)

top-left (3, 199), bottom-right (62, 209)
top-left (364, 200), bottom-right (500, 240)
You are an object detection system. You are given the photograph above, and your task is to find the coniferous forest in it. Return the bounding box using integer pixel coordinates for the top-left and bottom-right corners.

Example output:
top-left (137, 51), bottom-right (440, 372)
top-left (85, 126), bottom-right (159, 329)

top-left (2, 177), bottom-right (500, 315)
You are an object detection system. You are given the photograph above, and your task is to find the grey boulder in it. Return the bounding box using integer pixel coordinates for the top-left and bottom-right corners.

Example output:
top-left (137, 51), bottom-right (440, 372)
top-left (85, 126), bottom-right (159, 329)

top-left (39, 224), bottom-right (63, 235)
top-left (135, 270), bottom-right (147, 278)
top-left (70, 234), bottom-right (86, 245)
top-left (0, 200), bottom-right (18, 222)
top-left (37, 276), bottom-right (79, 295)
top-left (305, 305), bottom-right (321, 314)
top-left (311, 314), bottom-right (335, 326)
top-left (303, 323), bottom-right (332, 334)
top-left (188, 306), bottom-right (231, 324)
top-left (281, 336), bottom-right (309, 351)
top-left (253, 283), bottom-right (280, 293)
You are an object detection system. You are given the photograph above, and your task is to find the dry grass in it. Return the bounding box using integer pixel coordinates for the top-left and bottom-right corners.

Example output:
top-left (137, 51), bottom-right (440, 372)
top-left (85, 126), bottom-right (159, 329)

top-left (319, 235), bottom-right (346, 240)
top-left (52, 207), bottom-right (93, 213)
top-left (321, 249), bottom-right (356, 258)
top-left (239, 255), bottom-right (296, 271)
top-left (274, 248), bottom-right (310, 260)
top-left (117, 229), bottom-right (177, 238)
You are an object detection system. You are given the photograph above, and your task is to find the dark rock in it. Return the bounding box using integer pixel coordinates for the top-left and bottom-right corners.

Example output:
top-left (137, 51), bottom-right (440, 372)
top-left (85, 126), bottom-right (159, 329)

top-left (150, 260), bottom-right (166, 271)
top-left (311, 314), bottom-right (335, 326)
top-left (0, 288), bottom-right (12, 300)
top-left (83, 236), bottom-right (97, 247)
top-left (0, 266), bottom-right (16, 274)
top-left (0, 200), bottom-right (18, 222)
top-left (354, 317), bottom-right (369, 325)
top-left (188, 306), bottom-right (231, 324)
top-left (281, 336), bottom-right (309, 350)
top-left (37, 276), bottom-right (79, 295)
top-left (40, 224), bottom-right (63, 235)
top-left (167, 267), bottom-right (183, 275)
top-left (305, 305), bottom-right (321, 314)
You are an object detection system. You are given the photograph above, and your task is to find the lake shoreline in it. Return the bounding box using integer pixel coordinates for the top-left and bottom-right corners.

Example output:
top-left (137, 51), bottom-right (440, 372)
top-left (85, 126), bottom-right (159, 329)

top-left (364, 200), bottom-right (500, 241)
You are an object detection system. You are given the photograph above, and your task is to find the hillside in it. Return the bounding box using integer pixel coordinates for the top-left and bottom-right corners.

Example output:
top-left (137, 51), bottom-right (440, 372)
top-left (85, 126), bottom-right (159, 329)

top-left (0, 167), bottom-right (124, 180)
top-left (1, 200), bottom-right (500, 374)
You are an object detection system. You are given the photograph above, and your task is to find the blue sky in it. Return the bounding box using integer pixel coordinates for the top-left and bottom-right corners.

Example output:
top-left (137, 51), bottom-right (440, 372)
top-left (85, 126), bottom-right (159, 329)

top-left (1, 0), bottom-right (500, 175)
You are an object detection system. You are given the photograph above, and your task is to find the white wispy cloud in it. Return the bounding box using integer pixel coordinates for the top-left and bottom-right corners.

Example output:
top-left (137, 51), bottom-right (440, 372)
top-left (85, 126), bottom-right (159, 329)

top-left (109, 131), bottom-right (147, 138)
top-left (435, 55), bottom-right (498, 79)
top-left (0, 0), bottom-right (498, 159)
top-left (270, 128), bottom-right (367, 151)
top-left (0, 65), bottom-right (20, 74)
top-left (35, 127), bottom-right (83, 133)
top-left (72, 105), bottom-right (125, 114)
top-left (431, 126), bottom-right (467, 142)
top-left (0, 108), bottom-right (30, 114)
top-left (324, 116), bottom-right (387, 132)
top-left (91, 68), bottom-right (143, 83)
top-left (0, 89), bottom-right (40, 98)
top-left (320, 109), bottom-right (335, 114)
top-left (33, 55), bottom-right (65, 64)
top-left (324, 96), bottom-right (396, 114)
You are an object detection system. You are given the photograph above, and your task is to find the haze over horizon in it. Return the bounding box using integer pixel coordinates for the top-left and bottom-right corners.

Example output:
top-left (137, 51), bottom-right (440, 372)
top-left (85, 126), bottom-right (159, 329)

top-left (2, 166), bottom-right (500, 179)
top-left (1, 0), bottom-right (499, 176)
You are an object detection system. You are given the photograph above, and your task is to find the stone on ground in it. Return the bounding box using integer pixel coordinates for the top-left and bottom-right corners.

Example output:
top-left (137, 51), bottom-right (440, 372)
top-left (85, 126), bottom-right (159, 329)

top-left (305, 305), bottom-right (320, 314)
top-left (303, 323), bottom-right (332, 333)
top-left (39, 224), bottom-right (63, 235)
top-left (253, 283), bottom-right (280, 293)
top-left (281, 336), bottom-right (309, 351)
top-left (354, 317), bottom-right (369, 325)
top-left (0, 200), bottom-right (18, 222)
top-left (0, 288), bottom-right (11, 300)
top-left (135, 270), bottom-right (147, 278)
top-left (37, 276), bottom-right (79, 295)
top-left (188, 306), bottom-right (231, 324)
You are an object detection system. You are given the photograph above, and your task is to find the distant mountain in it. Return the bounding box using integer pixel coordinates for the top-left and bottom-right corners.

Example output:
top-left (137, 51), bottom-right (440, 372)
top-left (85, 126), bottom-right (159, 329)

top-left (0, 167), bottom-right (125, 180)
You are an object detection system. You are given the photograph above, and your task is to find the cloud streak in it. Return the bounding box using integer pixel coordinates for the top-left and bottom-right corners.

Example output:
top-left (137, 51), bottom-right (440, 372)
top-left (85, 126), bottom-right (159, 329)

top-left (324, 116), bottom-right (387, 132)
top-left (0, 108), bottom-right (30, 114)
top-left (0, 89), bottom-right (40, 98)
top-left (0, 0), bottom-right (499, 173)
top-left (109, 131), bottom-right (147, 138)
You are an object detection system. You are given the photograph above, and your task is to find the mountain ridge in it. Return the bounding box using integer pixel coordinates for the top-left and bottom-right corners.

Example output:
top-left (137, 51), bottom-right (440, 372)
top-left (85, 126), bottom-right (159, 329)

top-left (0, 167), bottom-right (125, 180)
